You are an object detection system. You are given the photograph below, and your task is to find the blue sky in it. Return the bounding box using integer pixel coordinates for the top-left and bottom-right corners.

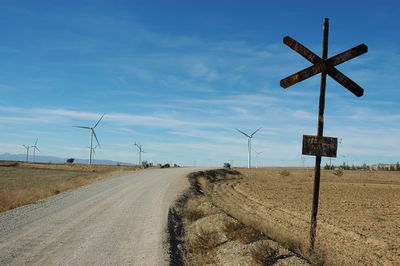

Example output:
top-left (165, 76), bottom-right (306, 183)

top-left (0, 0), bottom-right (399, 166)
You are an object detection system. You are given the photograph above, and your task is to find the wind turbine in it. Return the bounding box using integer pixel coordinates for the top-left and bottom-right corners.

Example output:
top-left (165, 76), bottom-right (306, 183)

top-left (22, 145), bottom-right (30, 162)
top-left (74, 114), bottom-right (104, 165)
top-left (235, 128), bottom-right (261, 168)
top-left (32, 138), bottom-right (40, 163)
top-left (253, 149), bottom-right (265, 168)
top-left (134, 142), bottom-right (144, 166)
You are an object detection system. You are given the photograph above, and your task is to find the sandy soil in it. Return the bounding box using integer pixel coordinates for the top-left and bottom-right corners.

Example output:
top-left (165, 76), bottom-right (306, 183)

top-left (0, 168), bottom-right (195, 265)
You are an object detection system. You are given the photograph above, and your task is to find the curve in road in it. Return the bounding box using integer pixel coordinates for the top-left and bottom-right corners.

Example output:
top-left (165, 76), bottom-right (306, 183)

top-left (0, 168), bottom-right (195, 265)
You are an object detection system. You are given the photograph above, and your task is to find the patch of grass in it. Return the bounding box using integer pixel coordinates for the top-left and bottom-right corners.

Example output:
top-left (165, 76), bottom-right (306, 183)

top-left (188, 227), bottom-right (219, 255)
top-left (250, 241), bottom-right (278, 265)
top-left (181, 195), bottom-right (214, 223)
top-left (223, 220), bottom-right (245, 239)
top-left (183, 209), bottom-right (205, 223)
top-left (223, 220), bottom-right (261, 244)
top-left (333, 169), bottom-right (344, 176)
top-left (280, 170), bottom-right (291, 176)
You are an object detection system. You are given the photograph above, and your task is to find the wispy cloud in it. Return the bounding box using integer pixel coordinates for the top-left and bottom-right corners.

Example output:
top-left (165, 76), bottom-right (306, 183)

top-left (0, 5), bottom-right (398, 166)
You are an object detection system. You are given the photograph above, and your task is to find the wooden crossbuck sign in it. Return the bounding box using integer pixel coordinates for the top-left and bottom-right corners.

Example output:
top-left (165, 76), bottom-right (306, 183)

top-left (281, 37), bottom-right (367, 96)
top-left (280, 18), bottom-right (367, 250)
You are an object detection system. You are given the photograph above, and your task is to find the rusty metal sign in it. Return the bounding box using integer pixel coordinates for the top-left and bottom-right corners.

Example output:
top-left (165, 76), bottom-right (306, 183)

top-left (302, 135), bottom-right (337, 157)
top-left (280, 36), bottom-right (367, 97)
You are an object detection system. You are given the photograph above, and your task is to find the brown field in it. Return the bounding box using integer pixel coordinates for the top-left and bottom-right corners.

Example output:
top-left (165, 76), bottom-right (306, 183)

top-left (0, 161), bottom-right (140, 212)
top-left (199, 168), bottom-right (400, 265)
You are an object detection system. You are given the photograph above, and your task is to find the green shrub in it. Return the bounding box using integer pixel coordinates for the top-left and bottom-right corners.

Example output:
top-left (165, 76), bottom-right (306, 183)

top-left (333, 169), bottom-right (343, 177)
top-left (224, 163), bottom-right (231, 168)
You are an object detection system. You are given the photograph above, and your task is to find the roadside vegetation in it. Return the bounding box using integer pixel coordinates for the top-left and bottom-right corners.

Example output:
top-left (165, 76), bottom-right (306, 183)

top-left (0, 161), bottom-right (140, 212)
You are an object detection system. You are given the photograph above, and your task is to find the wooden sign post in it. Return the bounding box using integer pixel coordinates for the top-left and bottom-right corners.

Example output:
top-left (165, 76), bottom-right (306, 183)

top-left (280, 18), bottom-right (367, 249)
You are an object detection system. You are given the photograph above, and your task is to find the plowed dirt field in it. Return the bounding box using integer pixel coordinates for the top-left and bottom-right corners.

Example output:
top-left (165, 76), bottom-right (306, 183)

top-left (206, 168), bottom-right (400, 265)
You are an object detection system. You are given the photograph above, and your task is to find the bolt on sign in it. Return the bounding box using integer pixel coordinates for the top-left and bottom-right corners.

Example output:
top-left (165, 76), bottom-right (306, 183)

top-left (302, 135), bottom-right (337, 157)
top-left (280, 18), bottom-right (367, 250)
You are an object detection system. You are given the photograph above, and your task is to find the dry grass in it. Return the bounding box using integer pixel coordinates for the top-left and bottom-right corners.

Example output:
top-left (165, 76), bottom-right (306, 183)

top-left (223, 220), bottom-right (260, 244)
top-left (183, 208), bottom-right (205, 223)
top-left (179, 194), bottom-right (221, 265)
top-left (207, 168), bottom-right (400, 265)
top-left (15, 161), bottom-right (139, 172)
top-left (182, 194), bottom-right (219, 224)
top-left (188, 227), bottom-right (220, 255)
top-left (0, 161), bottom-right (140, 212)
top-left (250, 241), bottom-right (278, 265)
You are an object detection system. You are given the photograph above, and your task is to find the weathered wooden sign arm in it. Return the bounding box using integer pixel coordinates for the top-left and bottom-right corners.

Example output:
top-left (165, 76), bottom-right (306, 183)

top-left (280, 37), bottom-right (367, 97)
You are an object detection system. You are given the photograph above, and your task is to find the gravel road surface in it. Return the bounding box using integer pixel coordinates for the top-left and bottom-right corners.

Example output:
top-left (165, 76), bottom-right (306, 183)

top-left (0, 168), bottom-right (195, 265)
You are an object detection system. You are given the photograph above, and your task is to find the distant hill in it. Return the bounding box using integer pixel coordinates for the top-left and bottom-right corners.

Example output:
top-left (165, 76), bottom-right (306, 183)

top-left (0, 153), bottom-right (133, 166)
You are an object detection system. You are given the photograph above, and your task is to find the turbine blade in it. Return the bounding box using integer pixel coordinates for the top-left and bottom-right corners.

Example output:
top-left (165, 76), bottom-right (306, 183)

top-left (235, 128), bottom-right (250, 138)
top-left (34, 138), bottom-right (38, 145)
top-left (73, 126), bottom-right (91, 129)
top-left (250, 127), bottom-right (262, 137)
top-left (93, 114), bottom-right (105, 128)
top-left (92, 129), bottom-right (100, 147)
top-left (35, 147), bottom-right (40, 152)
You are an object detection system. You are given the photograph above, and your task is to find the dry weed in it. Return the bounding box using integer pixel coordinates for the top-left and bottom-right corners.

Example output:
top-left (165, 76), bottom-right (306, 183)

top-left (250, 241), bottom-right (278, 265)
top-left (183, 209), bottom-right (205, 223)
top-left (182, 196), bottom-right (207, 223)
top-left (188, 227), bottom-right (219, 255)
top-left (223, 220), bottom-right (260, 244)
top-left (223, 220), bottom-right (245, 239)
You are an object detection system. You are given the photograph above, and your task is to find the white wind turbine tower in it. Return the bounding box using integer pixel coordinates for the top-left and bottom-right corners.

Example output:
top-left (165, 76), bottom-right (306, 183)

top-left (32, 138), bottom-right (40, 163)
top-left (235, 128), bottom-right (261, 168)
top-left (253, 149), bottom-right (265, 168)
top-left (91, 145), bottom-right (98, 164)
top-left (73, 114), bottom-right (104, 165)
top-left (134, 142), bottom-right (144, 166)
top-left (22, 144), bottom-right (30, 162)
top-left (87, 145), bottom-right (98, 164)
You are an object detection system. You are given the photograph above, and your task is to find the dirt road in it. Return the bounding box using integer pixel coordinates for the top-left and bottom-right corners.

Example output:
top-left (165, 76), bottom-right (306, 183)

top-left (0, 168), bottom-right (194, 265)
